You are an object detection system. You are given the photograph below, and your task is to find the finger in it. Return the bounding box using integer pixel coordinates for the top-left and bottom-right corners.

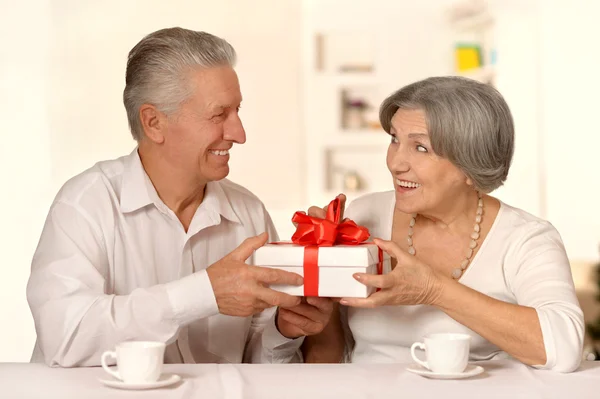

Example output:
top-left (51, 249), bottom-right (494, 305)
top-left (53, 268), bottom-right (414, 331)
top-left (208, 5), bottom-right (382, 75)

top-left (373, 237), bottom-right (412, 264)
top-left (340, 291), bottom-right (388, 308)
top-left (229, 232), bottom-right (269, 262)
top-left (251, 266), bottom-right (303, 286)
top-left (307, 206), bottom-right (327, 218)
top-left (353, 272), bottom-right (396, 289)
top-left (292, 211), bottom-right (306, 228)
top-left (256, 287), bottom-right (302, 308)
top-left (279, 303), bottom-right (324, 323)
top-left (337, 193), bottom-right (346, 220)
top-left (305, 296), bottom-right (334, 313)
top-left (278, 308), bottom-right (323, 335)
top-left (254, 300), bottom-right (271, 311)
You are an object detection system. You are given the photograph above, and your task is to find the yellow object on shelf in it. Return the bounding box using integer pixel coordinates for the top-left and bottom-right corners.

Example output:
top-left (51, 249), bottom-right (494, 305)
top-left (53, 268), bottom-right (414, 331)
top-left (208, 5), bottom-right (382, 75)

top-left (455, 44), bottom-right (482, 71)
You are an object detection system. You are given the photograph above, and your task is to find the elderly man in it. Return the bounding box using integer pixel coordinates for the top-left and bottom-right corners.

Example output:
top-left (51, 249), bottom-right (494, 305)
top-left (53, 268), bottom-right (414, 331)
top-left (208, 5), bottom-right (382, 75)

top-left (27, 27), bottom-right (332, 367)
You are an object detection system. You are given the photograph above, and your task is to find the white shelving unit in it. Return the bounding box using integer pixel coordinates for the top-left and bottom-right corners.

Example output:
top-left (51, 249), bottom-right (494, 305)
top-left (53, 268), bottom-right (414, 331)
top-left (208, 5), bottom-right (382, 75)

top-left (301, 3), bottom-right (388, 208)
top-left (301, 1), bottom-right (456, 209)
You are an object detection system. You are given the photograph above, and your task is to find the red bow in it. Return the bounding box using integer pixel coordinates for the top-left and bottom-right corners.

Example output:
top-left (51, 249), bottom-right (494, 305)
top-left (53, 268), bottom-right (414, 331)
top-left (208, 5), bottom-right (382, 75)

top-left (290, 197), bottom-right (370, 246)
top-left (285, 198), bottom-right (377, 296)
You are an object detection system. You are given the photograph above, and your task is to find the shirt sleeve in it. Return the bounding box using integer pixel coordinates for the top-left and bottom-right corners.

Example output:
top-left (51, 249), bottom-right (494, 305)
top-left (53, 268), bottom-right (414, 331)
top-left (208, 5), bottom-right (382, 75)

top-left (507, 221), bottom-right (585, 372)
top-left (243, 205), bottom-right (304, 363)
top-left (26, 201), bottom-right (219, 367)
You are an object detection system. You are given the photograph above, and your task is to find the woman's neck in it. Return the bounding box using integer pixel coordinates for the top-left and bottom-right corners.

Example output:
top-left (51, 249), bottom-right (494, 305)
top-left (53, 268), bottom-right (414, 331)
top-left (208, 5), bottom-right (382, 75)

top-left (416, 190), bottom-right (481, 234)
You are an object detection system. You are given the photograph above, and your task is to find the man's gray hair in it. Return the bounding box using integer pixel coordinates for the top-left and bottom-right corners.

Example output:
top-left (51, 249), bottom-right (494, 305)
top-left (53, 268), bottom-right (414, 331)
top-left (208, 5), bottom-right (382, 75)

top-left (123, 27), bottom-right (236, 141)
top-left (379, 76), bottom-right (514, 192)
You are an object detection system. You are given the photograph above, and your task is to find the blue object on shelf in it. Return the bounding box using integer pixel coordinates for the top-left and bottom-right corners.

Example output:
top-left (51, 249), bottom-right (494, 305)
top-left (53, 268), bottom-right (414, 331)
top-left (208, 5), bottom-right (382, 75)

top-left (490, 48), bottom-right (497, 65)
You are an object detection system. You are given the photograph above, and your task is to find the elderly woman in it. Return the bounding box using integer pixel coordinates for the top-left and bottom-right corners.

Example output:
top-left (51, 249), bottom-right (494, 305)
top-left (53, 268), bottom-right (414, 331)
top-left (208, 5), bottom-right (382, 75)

top-left (301, 77), bottom-right (584, 372)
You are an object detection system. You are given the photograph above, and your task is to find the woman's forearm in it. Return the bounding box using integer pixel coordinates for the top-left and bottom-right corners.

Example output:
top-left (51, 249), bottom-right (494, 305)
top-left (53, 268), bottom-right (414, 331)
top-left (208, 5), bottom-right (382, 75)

top-left (431, 276), bottom-right (546, 366)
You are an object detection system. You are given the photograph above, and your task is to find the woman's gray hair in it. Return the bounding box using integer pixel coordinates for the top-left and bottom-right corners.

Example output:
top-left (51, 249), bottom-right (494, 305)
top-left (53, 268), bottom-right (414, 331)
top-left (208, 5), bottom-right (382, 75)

top-left (123, 27), bottom-right (236, 141)
top-left (379, 76), bottom-right (514, 192)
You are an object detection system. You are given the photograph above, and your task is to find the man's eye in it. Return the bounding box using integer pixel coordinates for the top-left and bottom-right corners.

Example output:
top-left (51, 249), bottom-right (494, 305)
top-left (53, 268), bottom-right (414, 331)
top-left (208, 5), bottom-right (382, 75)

top-left (416, 145), bottom-right (428, 153)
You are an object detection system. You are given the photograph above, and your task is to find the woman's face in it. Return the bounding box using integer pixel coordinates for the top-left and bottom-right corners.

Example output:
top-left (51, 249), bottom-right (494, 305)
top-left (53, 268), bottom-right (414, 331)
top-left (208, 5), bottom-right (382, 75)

top-left (386, 108), bottom-right (471, 215)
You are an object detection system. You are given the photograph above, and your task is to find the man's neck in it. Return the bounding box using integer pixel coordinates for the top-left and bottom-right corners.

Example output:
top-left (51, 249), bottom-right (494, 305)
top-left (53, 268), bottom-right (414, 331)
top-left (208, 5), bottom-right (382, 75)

top-left (138, 146), bottom-right (206, 230)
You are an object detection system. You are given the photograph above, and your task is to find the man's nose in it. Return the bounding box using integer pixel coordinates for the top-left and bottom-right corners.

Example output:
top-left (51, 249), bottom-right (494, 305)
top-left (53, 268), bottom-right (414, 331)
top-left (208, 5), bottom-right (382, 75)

top-left (224, 114), bottom-right (246, 144)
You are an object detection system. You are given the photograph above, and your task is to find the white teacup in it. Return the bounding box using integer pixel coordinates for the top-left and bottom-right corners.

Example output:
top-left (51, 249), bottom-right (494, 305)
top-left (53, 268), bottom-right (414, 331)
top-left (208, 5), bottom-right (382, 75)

top-left (101, 341), bottom-right (166, 383)
top-left (410, 333), bottom-right (471, 373)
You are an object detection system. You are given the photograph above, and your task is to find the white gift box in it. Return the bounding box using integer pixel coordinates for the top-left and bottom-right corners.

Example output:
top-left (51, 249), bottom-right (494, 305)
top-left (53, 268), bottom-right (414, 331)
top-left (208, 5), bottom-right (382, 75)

top-left (253, 243), bottom-right (391, 298)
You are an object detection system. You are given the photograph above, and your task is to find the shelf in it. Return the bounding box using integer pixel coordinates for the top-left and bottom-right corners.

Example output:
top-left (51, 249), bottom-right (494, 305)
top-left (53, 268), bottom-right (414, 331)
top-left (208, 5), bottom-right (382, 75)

top-left (451, 12), bottom-right (494, 32)
top-left (330, 73), bottom-right (379, 86)
top-left (447, 0), bottom-right (492, 31)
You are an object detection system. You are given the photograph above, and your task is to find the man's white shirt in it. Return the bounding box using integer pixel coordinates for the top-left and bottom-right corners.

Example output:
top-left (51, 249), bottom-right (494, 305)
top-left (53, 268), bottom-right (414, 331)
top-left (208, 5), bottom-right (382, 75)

top-left (27, 149), bottom-right (302, 367)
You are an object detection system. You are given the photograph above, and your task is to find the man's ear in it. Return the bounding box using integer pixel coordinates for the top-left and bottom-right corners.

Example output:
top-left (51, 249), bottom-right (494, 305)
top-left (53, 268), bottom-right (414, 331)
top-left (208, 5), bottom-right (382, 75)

top-left (139, 104), bottom-right (166, 144)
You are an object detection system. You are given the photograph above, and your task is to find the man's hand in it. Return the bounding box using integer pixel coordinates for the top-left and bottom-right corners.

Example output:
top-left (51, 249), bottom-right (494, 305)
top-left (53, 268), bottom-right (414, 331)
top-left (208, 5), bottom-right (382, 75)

top-left (306, 194), bottom-right (346, 220)
top-left (276, 297), bottom-right (335, 339)
top-left (207, 232), bottom-right (303, 317)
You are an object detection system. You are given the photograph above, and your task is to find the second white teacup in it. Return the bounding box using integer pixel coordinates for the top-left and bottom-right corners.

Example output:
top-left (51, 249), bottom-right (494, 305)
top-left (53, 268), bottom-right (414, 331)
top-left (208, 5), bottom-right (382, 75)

top-left (101, 341), bottom-right (166, 383)
top-left (410, 333), bottom-right (471, 374)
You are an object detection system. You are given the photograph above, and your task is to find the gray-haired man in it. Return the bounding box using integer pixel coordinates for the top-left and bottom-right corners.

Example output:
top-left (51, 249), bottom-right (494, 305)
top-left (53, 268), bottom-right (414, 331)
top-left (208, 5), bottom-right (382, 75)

top-left (27, 27), bottom-right (332, 367)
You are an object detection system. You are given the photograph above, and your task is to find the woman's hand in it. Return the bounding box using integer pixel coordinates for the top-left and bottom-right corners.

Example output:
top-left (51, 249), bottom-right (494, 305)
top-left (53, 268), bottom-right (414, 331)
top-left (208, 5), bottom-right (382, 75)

top-left (340, 238), bottom-right (446, 308)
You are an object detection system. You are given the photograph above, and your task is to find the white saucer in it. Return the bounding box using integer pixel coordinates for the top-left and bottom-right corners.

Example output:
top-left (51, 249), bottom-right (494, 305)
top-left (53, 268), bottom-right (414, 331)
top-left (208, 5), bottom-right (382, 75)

top-left (99, 374), bottom-right (181, 390)
top-left (406, 363), bottom-right (484, 380)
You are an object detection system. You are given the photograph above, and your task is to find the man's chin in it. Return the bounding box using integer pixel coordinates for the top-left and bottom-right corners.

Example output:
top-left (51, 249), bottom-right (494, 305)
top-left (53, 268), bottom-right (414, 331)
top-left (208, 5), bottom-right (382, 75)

top-left (204, 166), bottom-right (230, 182)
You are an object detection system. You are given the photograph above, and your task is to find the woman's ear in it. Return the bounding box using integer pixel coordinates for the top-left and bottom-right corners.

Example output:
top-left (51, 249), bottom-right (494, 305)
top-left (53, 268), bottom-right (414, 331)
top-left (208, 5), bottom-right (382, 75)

top-left (139, 104), bottom-right (166, 144)
top-left (466, 176), bottom-right (474, 187)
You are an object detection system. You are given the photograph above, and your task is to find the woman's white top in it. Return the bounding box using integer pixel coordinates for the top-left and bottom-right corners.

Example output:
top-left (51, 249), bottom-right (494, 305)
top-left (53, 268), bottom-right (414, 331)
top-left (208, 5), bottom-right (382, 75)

top-left (343, 191), bottom-right (584, 372)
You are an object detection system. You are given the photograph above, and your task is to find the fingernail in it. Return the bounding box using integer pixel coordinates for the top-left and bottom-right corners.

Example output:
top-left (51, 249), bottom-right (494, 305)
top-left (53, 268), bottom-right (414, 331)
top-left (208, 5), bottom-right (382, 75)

top-left (340, 299), bottom-right (349, 305)
top-left (353, 274), bottom-right (362, 281)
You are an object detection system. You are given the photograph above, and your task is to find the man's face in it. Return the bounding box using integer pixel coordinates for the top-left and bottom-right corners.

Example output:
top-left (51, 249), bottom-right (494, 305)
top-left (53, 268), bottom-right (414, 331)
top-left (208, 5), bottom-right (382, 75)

top-left (161, 66), bottom-right (245, 184)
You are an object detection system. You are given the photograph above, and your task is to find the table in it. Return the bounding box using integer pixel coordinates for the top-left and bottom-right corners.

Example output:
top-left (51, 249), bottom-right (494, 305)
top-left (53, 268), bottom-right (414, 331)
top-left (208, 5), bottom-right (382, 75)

top-left (1, 360), bottom-right (599, 399)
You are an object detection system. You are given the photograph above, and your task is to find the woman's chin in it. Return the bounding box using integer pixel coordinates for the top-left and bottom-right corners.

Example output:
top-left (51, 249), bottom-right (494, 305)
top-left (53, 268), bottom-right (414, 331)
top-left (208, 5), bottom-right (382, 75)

top-left (394, 196), bottom-right (421, 215)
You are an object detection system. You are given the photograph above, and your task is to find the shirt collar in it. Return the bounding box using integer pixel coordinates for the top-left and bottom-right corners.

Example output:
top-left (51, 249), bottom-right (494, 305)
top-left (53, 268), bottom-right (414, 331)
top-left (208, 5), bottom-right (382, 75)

top-left (201, 181), bottom-right (242, 225)
top-left (120, 149), bottom-right (241, 225)
top-left (120, 149), bottom-right (156, 213)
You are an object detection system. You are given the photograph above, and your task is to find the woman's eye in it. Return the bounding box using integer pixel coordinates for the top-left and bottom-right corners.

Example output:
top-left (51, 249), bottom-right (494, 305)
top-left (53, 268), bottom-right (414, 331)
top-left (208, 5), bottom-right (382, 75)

top-left (416, 144), bottom-right (428, 153)
top-left (390, 135), bottom-right (399, 144)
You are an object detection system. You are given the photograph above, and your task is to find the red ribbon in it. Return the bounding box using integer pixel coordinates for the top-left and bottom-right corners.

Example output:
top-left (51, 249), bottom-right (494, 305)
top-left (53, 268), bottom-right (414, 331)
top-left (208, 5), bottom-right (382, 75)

top-left (291, 197), bottom-right (369, 246)
top-left (288, 197), bottom-right (377, 296)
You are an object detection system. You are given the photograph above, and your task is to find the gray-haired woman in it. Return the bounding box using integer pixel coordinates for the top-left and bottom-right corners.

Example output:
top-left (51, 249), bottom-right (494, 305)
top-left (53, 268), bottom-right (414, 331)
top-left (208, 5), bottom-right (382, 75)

top-left (302, 77), bottom-right (584, 372)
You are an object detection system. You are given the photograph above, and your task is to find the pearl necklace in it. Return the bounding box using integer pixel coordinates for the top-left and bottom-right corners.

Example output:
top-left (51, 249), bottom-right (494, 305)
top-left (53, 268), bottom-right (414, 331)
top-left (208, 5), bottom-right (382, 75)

top-left (407, 192), bottom-right (484, 280)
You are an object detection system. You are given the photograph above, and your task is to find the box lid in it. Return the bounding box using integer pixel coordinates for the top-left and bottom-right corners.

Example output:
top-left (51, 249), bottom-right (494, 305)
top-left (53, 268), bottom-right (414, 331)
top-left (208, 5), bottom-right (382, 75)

top-left (253, 242), bottom-right (387, 267)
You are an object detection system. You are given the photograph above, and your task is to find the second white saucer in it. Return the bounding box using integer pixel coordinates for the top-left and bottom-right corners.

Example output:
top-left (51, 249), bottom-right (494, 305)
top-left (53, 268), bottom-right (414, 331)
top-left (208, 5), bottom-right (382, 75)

top-left (99, 373), bottom-right (181, 390)
top-left (406, 363), bottom-right (484, 380)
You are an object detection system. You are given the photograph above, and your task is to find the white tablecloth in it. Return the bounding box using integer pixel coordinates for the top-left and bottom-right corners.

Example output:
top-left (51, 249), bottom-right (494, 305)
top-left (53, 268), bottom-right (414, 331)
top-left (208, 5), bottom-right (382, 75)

top-left (1, 360), bottom-right (599, 399)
